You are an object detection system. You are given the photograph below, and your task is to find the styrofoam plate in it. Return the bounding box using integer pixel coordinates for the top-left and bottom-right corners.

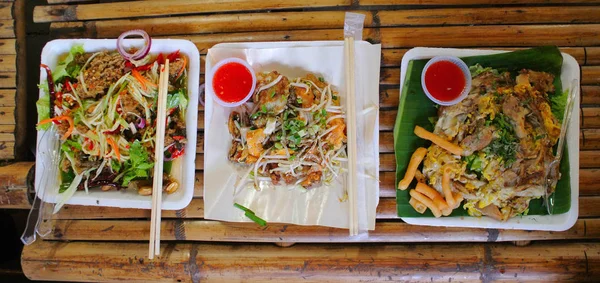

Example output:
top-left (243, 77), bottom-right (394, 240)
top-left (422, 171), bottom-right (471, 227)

top-left (399, 47), bottom-right (580, 231)
top-left (35, 39), bottom-right (199, 210)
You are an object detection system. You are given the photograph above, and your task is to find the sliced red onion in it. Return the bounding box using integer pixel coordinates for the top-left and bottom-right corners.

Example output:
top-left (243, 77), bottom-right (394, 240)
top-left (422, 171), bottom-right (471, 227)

top-left (136, 117), bottom-right (146, 129)
top-left (117, 29), bottom-right (152, 61)
top-left (198, 83), bottom-right (205, 107)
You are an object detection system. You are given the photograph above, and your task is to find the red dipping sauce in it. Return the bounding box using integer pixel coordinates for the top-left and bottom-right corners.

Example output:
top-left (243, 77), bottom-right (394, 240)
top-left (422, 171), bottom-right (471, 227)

top-left (212, 62), bottom-right (254, 103)
top-left (424, 60), bottom-right (466, 102)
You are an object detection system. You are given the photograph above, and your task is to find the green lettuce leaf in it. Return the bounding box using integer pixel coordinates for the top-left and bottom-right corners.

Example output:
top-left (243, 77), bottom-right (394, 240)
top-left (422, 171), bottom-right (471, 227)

top-left (36, 93), bottom-right (50, 130)
top-left (167, 89), bottom-right (188, 118)
top-left (551, 89), bottom-right (569, 122)
top-left (52, 44), bottom-right (85, 83)
top-left (121, 140), bottom-right (154, 186)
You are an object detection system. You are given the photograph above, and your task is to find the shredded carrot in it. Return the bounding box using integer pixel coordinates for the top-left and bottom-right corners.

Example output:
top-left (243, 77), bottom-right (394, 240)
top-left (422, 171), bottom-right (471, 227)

top-left (176, 56), bottom-right (187, 79)
top-left (38, 115), bottom-right (74, 140)
top-left (107, 137), bottom-right (120, 161)
top-left (132, 69), bottom-right (157, 90)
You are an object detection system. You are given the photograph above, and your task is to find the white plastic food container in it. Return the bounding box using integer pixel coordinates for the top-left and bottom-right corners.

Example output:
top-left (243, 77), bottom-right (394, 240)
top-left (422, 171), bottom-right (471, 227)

top-left (400, 47), bottom-right (580, 231)
top-left (35, 39), bottom-right (199, 210)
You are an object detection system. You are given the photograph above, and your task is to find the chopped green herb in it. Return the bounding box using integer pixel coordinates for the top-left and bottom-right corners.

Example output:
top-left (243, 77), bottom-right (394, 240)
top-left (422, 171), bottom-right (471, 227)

top-left (318, 77), bottom-right (325, 82)
top-left (289, 155), bottom-right (296, 161)
top-left (270, 90), bottom-right (276, 98)
top-left (234, 203), bottom-right (267, 227)
top-left (483, 113), bottom-right (518, 167)
top-left (332, 95), bottom-right (338, 100)
top-left (296, 97), bottom-right (302, 104)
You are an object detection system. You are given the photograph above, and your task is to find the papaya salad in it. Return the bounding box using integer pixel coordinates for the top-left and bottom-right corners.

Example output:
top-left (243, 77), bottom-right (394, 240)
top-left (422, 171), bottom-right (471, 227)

top-left (36, 34), bottom-right (189, 210)
top-left (228, 71), bottom-right (348, 191)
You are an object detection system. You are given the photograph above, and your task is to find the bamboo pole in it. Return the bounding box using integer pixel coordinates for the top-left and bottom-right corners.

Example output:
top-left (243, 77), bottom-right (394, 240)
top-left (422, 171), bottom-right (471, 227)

top-left (0, 39), bottom-right (15, 54)
top-left (0, 141), bottom-right (14, 159)
top-left (377, 6), bottom-right (600, 27)
top-left (0, 89), bottom-right (15, 106)
top-left (21, 240), bottom-right (600, 282)
top-left (50, 11), bottom-right (373, 38)
top-left (582, 108), bottom-right (600, 128)
top-left (0, 55), bottom-right (15, 72)
top-left (361, 0), bottom-right (600, 4)
top-left (0, 72), bottom-right (15, 88)
top-left (33, 0), bottom-right (352, 23)
top-left (581, 150), bottom-right (600, 168)
top-left (582, 129), bottom-right (600, 150)
top-left (50, 195), bottom-right (600, 221)
top-left (0, 3), bottom-right (11, 20)
top-left (582, 66), bottom-right (600, 85)
top-left (0, 162), bottom-right (33, 208)
top-left (0, 19), bottom-right (14, 39)
top-left (42, 218), bottom-right (600, 242)
top-left (379, 25), bottom-right (600, 48)
top-left (46, 6), bottom-right (600, 38)
top-left (583, 86), bottom-right (600, 105)
top-left (0, 106), bottom-right (14, 124)
top-left (586, 47), bottom-right (600, 65)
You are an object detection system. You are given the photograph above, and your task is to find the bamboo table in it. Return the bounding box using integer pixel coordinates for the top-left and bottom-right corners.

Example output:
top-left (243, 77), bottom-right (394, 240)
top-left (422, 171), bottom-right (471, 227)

top-left (3, 0), bottom-right (600, 281)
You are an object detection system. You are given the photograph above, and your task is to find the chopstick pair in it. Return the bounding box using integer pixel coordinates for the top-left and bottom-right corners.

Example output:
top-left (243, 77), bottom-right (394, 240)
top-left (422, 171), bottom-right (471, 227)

top-left (344, 37), bottom-right (359, 236)
top-left (149, 59), bottom-right (170, 259)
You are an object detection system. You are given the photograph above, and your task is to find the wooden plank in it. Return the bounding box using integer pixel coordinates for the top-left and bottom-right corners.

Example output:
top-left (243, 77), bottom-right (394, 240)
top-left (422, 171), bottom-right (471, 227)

top-left (582, 66), bottom-right (600, 85)
top-left (0, 140), bottom-right (14, 159)
top-left (52, 194), bottom-right (600, 220)
top-left (0, 124), bottom-right (14, 132)
top-left (0, 39), bottom-right (15, 54)
top-left (587, 47), bottom-right (600, 65)
top-left (21, 240), bottom-right (600, 282)
top-left (0, 162), bottom-right (33, 208)
top-left (583, 86), bottom-right (600, 105)
top-left (0, 89), bottom-right (14, 106)
top-left (44, 218), bottom-right (600, 242)
top-left (581, 150), bottom-right (600, 168)
top-left (361, 0), bottom-right (600, 4)
top-left (14, 0), bottom-right (27, 161)
top-left (0, 20), bottom-right (14, 39)
top-left (377, 6), bottom-right (600, 27)
top-left (0, 106), bottom-right (14, 124)
top-left (379, 25), bottom-right (600, 48)
top-left (580, 169), bottom-right (600, 196)
top-left (0, 55), bottom-right (15, 72)
top-left (173, 29), bottom-right (345, 53)
top-left (582, 108), bottom-right (600, 128)
top-left (33, 0), bottom-right (352, 23)
top-left (0, 72), bottom-right (15, 88)
top-left (50, 6), bottom-right (600, 38)
top-left (582, 129), bottom-right (600, 150)
top-left (0, 3), bottom-right (11, 20)
top-left (580, 196), bottom-right (600, 218)
top-left (51, 11), bottom-right (373, 38)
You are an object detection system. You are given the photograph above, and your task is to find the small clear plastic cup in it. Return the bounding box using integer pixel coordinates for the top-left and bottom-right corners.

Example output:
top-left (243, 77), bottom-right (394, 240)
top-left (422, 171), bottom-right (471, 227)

top-left (421, 56), bottom-right (471, 106)
top-left (206, 58), bottom-right (256, 108)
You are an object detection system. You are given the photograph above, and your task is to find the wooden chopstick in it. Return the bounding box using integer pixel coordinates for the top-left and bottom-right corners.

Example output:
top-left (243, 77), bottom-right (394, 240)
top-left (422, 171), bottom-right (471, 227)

top-left (344, 37), bottom-right (358, 236)
top-left (149, 59), bottom-right (170, 259)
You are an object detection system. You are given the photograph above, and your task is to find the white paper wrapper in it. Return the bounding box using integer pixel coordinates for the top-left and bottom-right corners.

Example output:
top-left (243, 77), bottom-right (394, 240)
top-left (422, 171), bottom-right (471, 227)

top-left (204, 41), bottom-right (381, 230)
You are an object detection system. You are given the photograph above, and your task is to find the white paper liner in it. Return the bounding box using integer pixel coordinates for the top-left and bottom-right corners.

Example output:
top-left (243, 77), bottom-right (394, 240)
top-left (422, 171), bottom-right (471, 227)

top-left (204, 41), bottom-right (381, 230)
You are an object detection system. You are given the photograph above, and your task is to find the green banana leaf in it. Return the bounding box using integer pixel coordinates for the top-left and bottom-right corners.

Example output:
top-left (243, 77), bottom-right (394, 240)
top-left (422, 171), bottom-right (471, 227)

top-left (394, 46), bottom-right (571, 218)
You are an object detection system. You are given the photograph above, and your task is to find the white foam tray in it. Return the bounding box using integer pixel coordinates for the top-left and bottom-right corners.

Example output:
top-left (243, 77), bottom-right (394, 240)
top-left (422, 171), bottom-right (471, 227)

top-left (399, 47), bottom-right (580, 231)
top-left (35, 39), bottom-right (199, 210)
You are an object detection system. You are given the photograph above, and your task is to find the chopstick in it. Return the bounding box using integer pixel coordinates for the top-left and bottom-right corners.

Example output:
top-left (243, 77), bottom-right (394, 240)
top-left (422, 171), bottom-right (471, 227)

top-left (344, 37), bottom-right (358, 236)
top-left (149, 59), bottom-right (170, 259)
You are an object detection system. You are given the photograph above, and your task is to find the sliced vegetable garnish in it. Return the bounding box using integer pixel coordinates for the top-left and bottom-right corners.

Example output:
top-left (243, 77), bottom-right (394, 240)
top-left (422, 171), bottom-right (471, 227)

top-left (117, 29), bottom-right (152, 61)
top-left (234, 203), bottom-right (267, 227)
